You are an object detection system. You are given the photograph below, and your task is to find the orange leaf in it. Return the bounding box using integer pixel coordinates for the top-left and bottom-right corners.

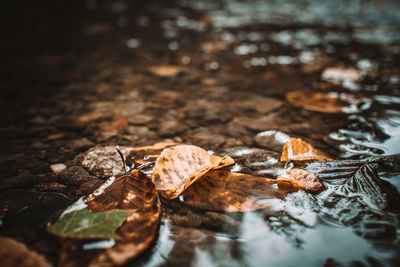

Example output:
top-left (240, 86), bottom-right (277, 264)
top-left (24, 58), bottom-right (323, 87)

top-left (286, 91), bottom-right (348, 113)
top-left (60, 170), bottom-right (160, 266)
top-left (280, 138), bottom-right (331, 162)
top-left (184, 171), bottom-right (295, 212)
top-left (277, 168), bottom-right (323, 193)
top-left (148, 65), bottom-right (181, 77)
top-left (152, 145), bottom-right (234, 199)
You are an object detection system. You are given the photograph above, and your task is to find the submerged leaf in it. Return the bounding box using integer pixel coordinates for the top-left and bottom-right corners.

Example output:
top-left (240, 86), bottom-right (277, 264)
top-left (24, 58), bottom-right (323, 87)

top-left (277, 168), bottom-right (323, 193)
top-left (306, 155), bottom-right (400, 210)
top-left (286, 91), bottom-right (350, 113)
top-left (55, 170), bottom-right (160, 266)
top-left (184, 171), bottom-right (295, 212)
top-left (152, 145), bottom-right (235, 199)
top-left (280, 138), bottom-right (331, 162)
top-left (48, 209), bottom-right (130, 239)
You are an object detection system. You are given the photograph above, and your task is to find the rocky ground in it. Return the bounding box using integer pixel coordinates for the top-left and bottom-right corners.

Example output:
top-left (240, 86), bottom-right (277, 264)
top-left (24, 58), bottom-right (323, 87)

top-left (1, 0), bottom-right (400, 266)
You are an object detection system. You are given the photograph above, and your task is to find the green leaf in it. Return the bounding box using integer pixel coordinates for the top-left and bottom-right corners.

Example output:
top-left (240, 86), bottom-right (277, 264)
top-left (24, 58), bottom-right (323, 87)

top-left (48, 208), bottom-right (131, 239)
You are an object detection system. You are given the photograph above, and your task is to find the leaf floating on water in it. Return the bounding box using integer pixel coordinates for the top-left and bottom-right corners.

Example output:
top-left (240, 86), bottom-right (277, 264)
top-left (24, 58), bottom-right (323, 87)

top-left (280, 138), bottom-right (332, 162)
top-left (148, 65), bottom-right (181, 77)
top-left (277, 168), bottom-right (323, 193)
top-left (48, 209), bottom-right (130, 239)
top-left (53, 170), bottom-right (160, 266)
top-left (0, 237), bottom-right (50, 267)
top-left (306, 155), bottom-right (400, 210)
top-left (184, 171), bottom-right (295, 212)
top-left (152, 145), bottom-right (235, 199)
top-left (286, 91), bottom-right (349, 113)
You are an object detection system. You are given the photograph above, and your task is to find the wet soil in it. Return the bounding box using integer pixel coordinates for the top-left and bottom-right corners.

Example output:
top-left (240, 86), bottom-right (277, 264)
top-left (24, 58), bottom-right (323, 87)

top-left (1, 0), bottom-right (400, 266)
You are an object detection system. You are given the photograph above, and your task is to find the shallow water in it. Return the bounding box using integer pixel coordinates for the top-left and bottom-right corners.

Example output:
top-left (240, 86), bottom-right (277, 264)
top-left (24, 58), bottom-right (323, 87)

top-left (1, 0), bottom-right (400, 266)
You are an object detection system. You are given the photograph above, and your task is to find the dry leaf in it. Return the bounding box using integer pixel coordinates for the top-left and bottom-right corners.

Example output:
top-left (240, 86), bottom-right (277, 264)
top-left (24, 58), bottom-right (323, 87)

top-left (56, 170), bottom-right (160, 266)
top-left (152, 145), bottom-right (235, 199)
top-left (286, 91), bottom-right (348, 113)
top-left (184, 171), bottom-right (295, 212)
top-left (0, 237), bottom-right (49, 267)
top-left (280, 138), bottom-right (331, 162)
top-left (148, 65), bottom-right (181, 77)
top-left (105, 118), bottom-right (129, 133)
top-left (277, 168), bottom-right (323, 193)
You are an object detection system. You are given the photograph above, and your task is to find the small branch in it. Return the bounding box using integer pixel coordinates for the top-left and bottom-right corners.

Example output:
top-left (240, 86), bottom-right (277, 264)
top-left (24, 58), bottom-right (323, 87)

top-left (116, 145), bottom-right (129, 173)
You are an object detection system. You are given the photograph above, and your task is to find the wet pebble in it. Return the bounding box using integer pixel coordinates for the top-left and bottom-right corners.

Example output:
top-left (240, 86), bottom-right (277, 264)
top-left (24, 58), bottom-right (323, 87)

top-left (76, 179), bottom-right (104, 196)
top-left (254, 130), bottom-right (291, 152)
top-left (50, 163), bottom-right (66, 174)
top-left (158, 120), bottom-right (187, 137)
top-left (0, 170), bottom-right (37, 191)
top-left (67, 138), bottom-right (94, 151)
top-left (58, 166), bottom-right (96, 186)
top-left (0, 190), bottom-right (73, 227)
top-left (77, 146), bottom-right (134, 178)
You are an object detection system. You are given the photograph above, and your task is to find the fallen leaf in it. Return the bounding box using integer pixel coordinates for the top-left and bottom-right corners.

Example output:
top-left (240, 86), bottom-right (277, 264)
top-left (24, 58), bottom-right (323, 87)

top-left (286, 91), bottom-right (348, 113)
top-left (184, 171), bottom-right (295, 212)
top-left (53, 170), bottom-right (160, 266)
top-left (105, 118), bottom-right (129, 133)
top-left (152, 145), bottom-right (235, 199)
top-left (306, 155), bottom-right (400, 210)
top-left (48, 208), bottom-right (130, 239)
top-left (0, 237), bottom-right (49, 267)
top-left (277, 168), bottom-right (323, 193)
top-left (148, 65), bottom-right (181, 77)
top-left (280, 138), bottom-right (331, 162)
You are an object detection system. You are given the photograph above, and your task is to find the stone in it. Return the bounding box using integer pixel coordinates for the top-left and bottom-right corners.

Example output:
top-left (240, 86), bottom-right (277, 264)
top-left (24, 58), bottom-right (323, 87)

top-left (59, 166), bottom-right (96, 186)
top-left (254, 130), bottom-right (291, 152)
top-left (0, 190), bottom-right (73, 227)
top-left (76, 179), bottom-right (104, 196)
top-left (67, 138), bottom-right (94, 151)
top-left (0, 170), bottom-right (37, 191)
top-left (50, 163), bottom-right (67, 174)
top-left (78, 146), bottom-right (134, 178)
top-left (158, 120), bottom-right (187, 137)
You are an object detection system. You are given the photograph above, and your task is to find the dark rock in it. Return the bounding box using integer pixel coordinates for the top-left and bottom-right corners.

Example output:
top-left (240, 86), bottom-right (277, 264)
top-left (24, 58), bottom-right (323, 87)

top-left (76, 179), bottom-right (104, 196)
top-left (158, 120), bottom-right (187, 137)
top-left (0, 190), bottom-right (73, 227)
top-left (254, 130), bottom-right (291, 152)
top-left (0, 170), bottom-right (37, 191)
top-left (59, 166), bottom-right (96, 186)
top-left (67, 138), bottom-right (94, 151)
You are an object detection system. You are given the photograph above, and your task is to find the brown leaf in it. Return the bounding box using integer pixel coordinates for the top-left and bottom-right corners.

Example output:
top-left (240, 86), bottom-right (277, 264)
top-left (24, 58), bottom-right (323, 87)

top-left (152, 145), bottom-right (235, 199)
top-left (184, 171), bottom-right (295, 212)
top-left (60, 170), bottom-right (160, 266)
top-left (148, 65), bottom-right (181, 77)
top-left (286, 91), bottom-right (350, 113)
top-left (0, 237), bottom-right (49, 267)
top-left (104, 118), bottom-right (129, 133)
top-left (280, 138), bottom-right (332, 162)
top-left (277, 168), bottom-right (323, 193)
